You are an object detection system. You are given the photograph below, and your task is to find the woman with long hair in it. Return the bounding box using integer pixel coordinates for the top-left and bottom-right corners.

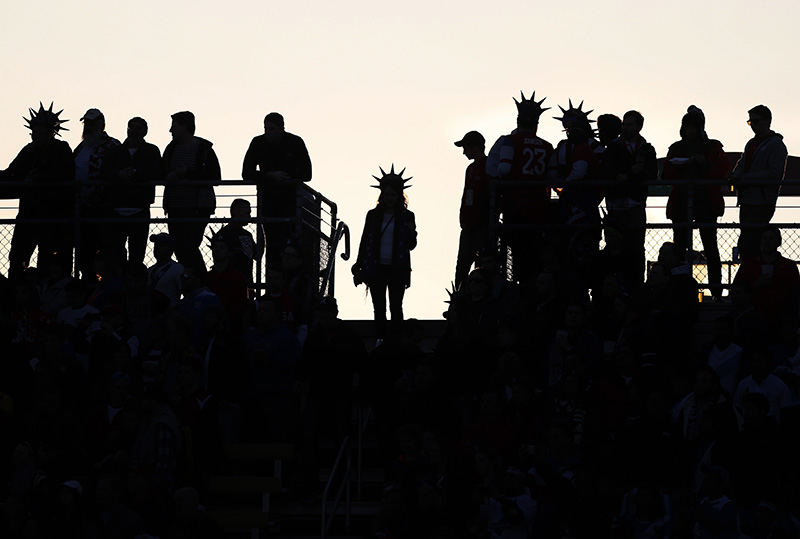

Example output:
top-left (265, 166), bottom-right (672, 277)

top-left (352, 165), bottom-right (417, 340)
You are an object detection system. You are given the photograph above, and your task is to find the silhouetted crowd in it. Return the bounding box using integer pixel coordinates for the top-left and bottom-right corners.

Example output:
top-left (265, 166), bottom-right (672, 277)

top-left (0, 97), bottom-right (799, 539)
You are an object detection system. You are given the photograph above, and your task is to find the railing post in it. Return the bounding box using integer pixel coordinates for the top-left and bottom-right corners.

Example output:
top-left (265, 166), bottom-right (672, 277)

top-left (73, 182), bottom-right (81, 278)
top-left (255, 186), bottom-right (265, 290)
top-left (687, 183), bottom-right (694, 289)
top-left (345, 439), bottom-right (352, 531)
top-left (329, 204), bottom-right (337, 298)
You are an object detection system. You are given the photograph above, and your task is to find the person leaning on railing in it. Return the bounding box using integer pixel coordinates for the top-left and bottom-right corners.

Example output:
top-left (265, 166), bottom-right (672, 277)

top-left (730, 105), bottom-right (788, 260)
top-left (663, 105), bottom-right (730, 300)
top-left (242, 112), bottom-right (312, 272)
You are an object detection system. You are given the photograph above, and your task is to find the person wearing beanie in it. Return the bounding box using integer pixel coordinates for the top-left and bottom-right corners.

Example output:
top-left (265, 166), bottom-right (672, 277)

top-left (663, 105), bottom-right (730, 299)
top-left (731, 105), bottom-right (788, 259)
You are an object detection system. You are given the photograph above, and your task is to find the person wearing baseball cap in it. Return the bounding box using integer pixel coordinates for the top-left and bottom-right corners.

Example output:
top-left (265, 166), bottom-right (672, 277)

top-left (147, 232), bottom-right (184, 310)
top-left (453, 130), bottom-right (489, 289)
top-left (73, 107), bottom-right (121, 279)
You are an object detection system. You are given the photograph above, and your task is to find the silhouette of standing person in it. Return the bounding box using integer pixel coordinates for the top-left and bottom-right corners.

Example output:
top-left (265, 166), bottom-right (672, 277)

top-left (731, 105), bottom-right (788, 260)
top-left (663, 106), bottom-right (729, 299)
top-left (352, 166), bottom-right (417, 340)
top-left (486, 91), bottom-right (554, 286)
top-left (0, 103), bottom-right (73, 279)
top-left (162, 111), bottom-right (220, 272)
top-left (453, 130), bottom-right (490, 290)
top-left (73, 108), bottom-right (120, 279)
top-left (242, 112), bottom-right (312, 272)
top-left (101, 117), bottom-right (161, 267)
top-left (602, 110), bottom-right (657, 289)
top-left (551, 100), bottom-right (602, 274)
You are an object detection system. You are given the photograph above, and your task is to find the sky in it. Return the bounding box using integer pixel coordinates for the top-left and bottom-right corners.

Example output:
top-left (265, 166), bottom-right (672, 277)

top-left (0, 0), bottom-right (798, 318)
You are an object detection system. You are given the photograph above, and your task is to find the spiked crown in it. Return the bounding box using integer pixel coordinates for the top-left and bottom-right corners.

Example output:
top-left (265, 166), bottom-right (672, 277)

top-left (514, 91), bottom-right (549, 123)
top-left (371, 164), bottom-right (412, 192)
top-left (554, 99), bottom-right (595, 131)
top-left (24, 102), bottom-right (69, 136)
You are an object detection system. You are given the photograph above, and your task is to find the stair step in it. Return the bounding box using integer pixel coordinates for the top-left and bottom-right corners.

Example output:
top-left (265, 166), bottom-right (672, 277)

top-left (319, 467), bottom-right (384, 483)
top-left (209, 475), bottom-right (282, 495)
top-left (277, 500), bottom-right (381, 517)
top-left (225, 442), bottom-right (294, 461)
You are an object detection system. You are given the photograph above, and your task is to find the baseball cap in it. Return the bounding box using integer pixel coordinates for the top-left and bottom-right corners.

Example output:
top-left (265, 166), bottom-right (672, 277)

top-left (149, 233), bottom-right (174, 245)
top-left (80, 108), bottom-right (104, 122)
top-left (454, 131), bottom-right (485, 147)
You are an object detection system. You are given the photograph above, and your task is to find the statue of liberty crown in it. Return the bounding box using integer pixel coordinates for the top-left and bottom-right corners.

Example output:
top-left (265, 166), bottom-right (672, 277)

top-left (24, 102), bottom-right (69, 136)
top-left (371, 164), bottom-right (413, 191)
top-left (554, 99), bottom-right (595, 128)
top-left (514, 91), bottom-right (549, 120)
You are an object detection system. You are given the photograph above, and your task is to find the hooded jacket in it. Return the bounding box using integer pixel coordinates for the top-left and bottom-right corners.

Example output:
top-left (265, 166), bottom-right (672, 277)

top-left (732, 132), bottom-right (787, 207)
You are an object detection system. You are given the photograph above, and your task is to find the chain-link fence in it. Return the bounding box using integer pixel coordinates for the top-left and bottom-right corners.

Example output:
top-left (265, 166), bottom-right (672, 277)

top-left (0, 181), bottom-right (345, 298)
top-left (496, 209), bottom-right (800, 295)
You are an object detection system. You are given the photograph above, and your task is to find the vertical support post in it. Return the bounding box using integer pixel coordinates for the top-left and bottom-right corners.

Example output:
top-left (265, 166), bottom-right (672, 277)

top-left (687, 182), bottom-right (695, 290)
top-left (73, 182), bottom-right (81, 278)
top-left (255, 186), bottom-right (265, 290)
top-left (329, 205), bottom-right (337, 298)
top-left (345, 440), bottom-right (352, 531)
top-left (357, 407), bottom-right (363, 500)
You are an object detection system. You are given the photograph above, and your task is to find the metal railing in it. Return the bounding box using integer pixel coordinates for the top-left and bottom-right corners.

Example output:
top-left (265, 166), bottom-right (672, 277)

top-left (489, 177), bottom-right (800, 291)
top-left (0, 179), bottom-right (348, 297)
top-left (320, 405), bottom-right (372, 538)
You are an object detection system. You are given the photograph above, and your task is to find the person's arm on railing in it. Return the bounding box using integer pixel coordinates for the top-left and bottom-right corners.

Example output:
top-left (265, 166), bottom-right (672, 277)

top-left (241, 137), bottom-right (262, 183)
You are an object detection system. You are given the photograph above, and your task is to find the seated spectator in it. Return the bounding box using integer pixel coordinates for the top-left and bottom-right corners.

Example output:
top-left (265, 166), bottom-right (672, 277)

top-left (36, 250), bottom-right (71, 317)
top-left (242, 296), bottom-right (301, 441)
top-left (146, 233), bottom-right (184, 311)
top-left (215, 198), bottom-right (256, 282)
top-left (734, 348), bottom-right (793, 423)
top-left (57, 279), bottom-right (100, 329)
top-left (672, 366), bottom-right (737, 447)
top-left (694, 466), bottom-right (739, 539)
top-left (176, 266), bottom-right (223, 345)
top-left (205, 236), bottom-right (248, 327)
top-left (280, 242), bottom-right (315, 344)
top-left (733, 226), bottom-right (800, 328)
top-left (707, 315), bottom-right (742, 396)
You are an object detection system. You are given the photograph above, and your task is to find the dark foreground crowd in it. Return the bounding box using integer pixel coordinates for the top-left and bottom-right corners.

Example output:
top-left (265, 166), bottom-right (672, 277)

top-left (1, 225), bottom-right (800, 538)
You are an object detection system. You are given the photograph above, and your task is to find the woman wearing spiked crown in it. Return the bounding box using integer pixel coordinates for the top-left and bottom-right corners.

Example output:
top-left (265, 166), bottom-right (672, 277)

top-left (352, 166), bottom-right (417, 340)
top-left (0, 103), bottom-right (74, 279)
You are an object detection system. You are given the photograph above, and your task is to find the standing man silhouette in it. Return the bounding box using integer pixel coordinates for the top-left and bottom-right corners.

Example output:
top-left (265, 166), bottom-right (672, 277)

top-left (453, 130), bottom-right (489, 290)
top-left (162, 111), bottom-right (220, 272)
top-left (73, 108), bottom-right (120, 279)
top-left (101, 117), bottom-right (162, 267)
top-left (486, 91), bottom-right (554, 286)
top-left (602, 110), bottom-right (657, 289)
top-left (731, 105), bottom-right (788, 260)
top-left (0, 103), bottom-right (73, 279)
top-left (242, 112), bottom-right (312, 272)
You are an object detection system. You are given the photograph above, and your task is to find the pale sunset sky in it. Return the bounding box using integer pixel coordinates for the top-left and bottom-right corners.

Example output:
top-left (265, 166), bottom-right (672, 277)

top-left (0, 0), bottom-right (798, 318)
